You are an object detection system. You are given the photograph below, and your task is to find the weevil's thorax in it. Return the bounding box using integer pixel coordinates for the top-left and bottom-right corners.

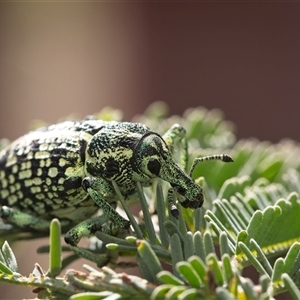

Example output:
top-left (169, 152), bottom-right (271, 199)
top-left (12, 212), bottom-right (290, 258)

top-left (85, 122), bottom-right (153, 196)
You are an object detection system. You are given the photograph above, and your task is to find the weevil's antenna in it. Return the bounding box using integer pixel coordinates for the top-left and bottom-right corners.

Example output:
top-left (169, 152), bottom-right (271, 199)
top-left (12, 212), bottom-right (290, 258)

top-left (189, 154), bottom-right (233, 177)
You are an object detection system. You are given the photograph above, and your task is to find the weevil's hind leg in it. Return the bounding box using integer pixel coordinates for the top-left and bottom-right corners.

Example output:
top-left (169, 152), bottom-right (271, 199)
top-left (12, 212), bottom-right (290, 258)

top-left (68, 243), bottom-right (115, 268)
top-left (162, 124), bottom-right (189, 172)
top-left (189, 154), bottom-right (234, 177)
top-left (0, 206), bottom-right (53, 231)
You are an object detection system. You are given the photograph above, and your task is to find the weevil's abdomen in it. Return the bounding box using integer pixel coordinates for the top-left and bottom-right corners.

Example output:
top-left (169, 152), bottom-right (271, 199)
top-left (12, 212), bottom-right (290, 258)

top-left (0, 120), bottom-right (108, 221)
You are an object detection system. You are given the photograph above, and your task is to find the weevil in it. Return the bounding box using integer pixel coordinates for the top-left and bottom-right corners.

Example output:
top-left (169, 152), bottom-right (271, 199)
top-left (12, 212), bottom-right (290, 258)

top-left (0, 119), bottom-right (233, 247)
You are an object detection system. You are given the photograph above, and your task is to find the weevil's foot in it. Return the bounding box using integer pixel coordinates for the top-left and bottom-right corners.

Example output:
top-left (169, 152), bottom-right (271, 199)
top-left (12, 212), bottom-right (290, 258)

top-left (170, 207), bottom-right (179, 219)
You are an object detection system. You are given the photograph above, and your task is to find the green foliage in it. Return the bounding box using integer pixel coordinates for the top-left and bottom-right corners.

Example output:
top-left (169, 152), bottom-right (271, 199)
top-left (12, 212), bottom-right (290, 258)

top-left (2, 102), bottom-right (300, 299)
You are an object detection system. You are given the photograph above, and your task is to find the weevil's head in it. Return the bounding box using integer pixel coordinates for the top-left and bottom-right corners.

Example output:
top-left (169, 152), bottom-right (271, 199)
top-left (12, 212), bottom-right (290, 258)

top-left (134, 132), bottom-right (204, 209)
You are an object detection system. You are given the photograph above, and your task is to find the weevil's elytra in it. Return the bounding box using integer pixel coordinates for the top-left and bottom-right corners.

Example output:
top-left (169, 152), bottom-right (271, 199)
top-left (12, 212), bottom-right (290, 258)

top-left (0, 119), bottom-right (233, 246)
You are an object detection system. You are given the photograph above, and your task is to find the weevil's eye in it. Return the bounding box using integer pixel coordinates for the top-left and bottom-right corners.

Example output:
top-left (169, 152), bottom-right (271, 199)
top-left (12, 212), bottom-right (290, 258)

top-left (147, 158), bottom-right (161, 176)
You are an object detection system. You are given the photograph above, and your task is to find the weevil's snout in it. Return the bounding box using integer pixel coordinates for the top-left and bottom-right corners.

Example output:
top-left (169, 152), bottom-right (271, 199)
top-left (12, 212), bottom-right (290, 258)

top-left (175, 185), bottom-right (204, 209)
top-left (134, 132), bottom-right (205, 210)
top-left (181, 196), bottom-right (204, 209)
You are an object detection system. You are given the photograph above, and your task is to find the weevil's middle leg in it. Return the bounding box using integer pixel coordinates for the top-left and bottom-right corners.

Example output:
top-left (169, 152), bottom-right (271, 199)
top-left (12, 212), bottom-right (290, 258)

top-left (64, 213), bottom-right (114, 246)
top-left (82, 177), bottom-right (131, 231)
top-left (65, 213), bottom-right (126, 267)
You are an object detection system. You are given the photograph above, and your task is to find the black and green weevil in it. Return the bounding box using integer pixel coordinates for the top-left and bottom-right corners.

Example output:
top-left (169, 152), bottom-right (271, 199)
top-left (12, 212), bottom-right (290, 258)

top-left (0, 119), bottom-right (233, 246)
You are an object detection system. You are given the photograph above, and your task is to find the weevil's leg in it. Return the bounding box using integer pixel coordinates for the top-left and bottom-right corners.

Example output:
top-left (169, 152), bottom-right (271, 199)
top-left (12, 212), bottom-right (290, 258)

top-left (68, 244), bottom-right (113, 267)
top-left (189, 154), bottom-right (233, 177)
top-left (82, 177), bottom-right (131, 230)
top-left (0, 206), bottom-right (55, 231)
top-left (64, 213), bottom-right (111, 246)
top-left (162, 124), bottom-right (189, 172)
top-left (167, 188), bottom-right (179, 218)
top-left (65, 213), bottom-right (124, 267)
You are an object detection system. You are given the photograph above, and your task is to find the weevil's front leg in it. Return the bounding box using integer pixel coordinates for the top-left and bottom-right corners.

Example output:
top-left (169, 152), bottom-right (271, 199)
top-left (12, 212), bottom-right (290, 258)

top-left (162, 124), bottom-right (190, 215)
top-left (82, 177), bottom-right (131, 230)
top-left (162, 124), bottom-right (188, 172)
top-left (167, 188), bottom-right (180, 219)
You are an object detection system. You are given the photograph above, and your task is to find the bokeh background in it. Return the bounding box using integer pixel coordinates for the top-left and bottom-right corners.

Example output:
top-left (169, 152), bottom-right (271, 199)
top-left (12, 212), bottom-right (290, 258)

top-left (1, 2), bottom-right (300, 299)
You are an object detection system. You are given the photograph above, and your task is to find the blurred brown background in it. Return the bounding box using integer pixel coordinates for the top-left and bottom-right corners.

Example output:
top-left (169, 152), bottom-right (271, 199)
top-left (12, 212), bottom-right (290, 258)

top-left (1, 2), bottom-right (299, 299)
